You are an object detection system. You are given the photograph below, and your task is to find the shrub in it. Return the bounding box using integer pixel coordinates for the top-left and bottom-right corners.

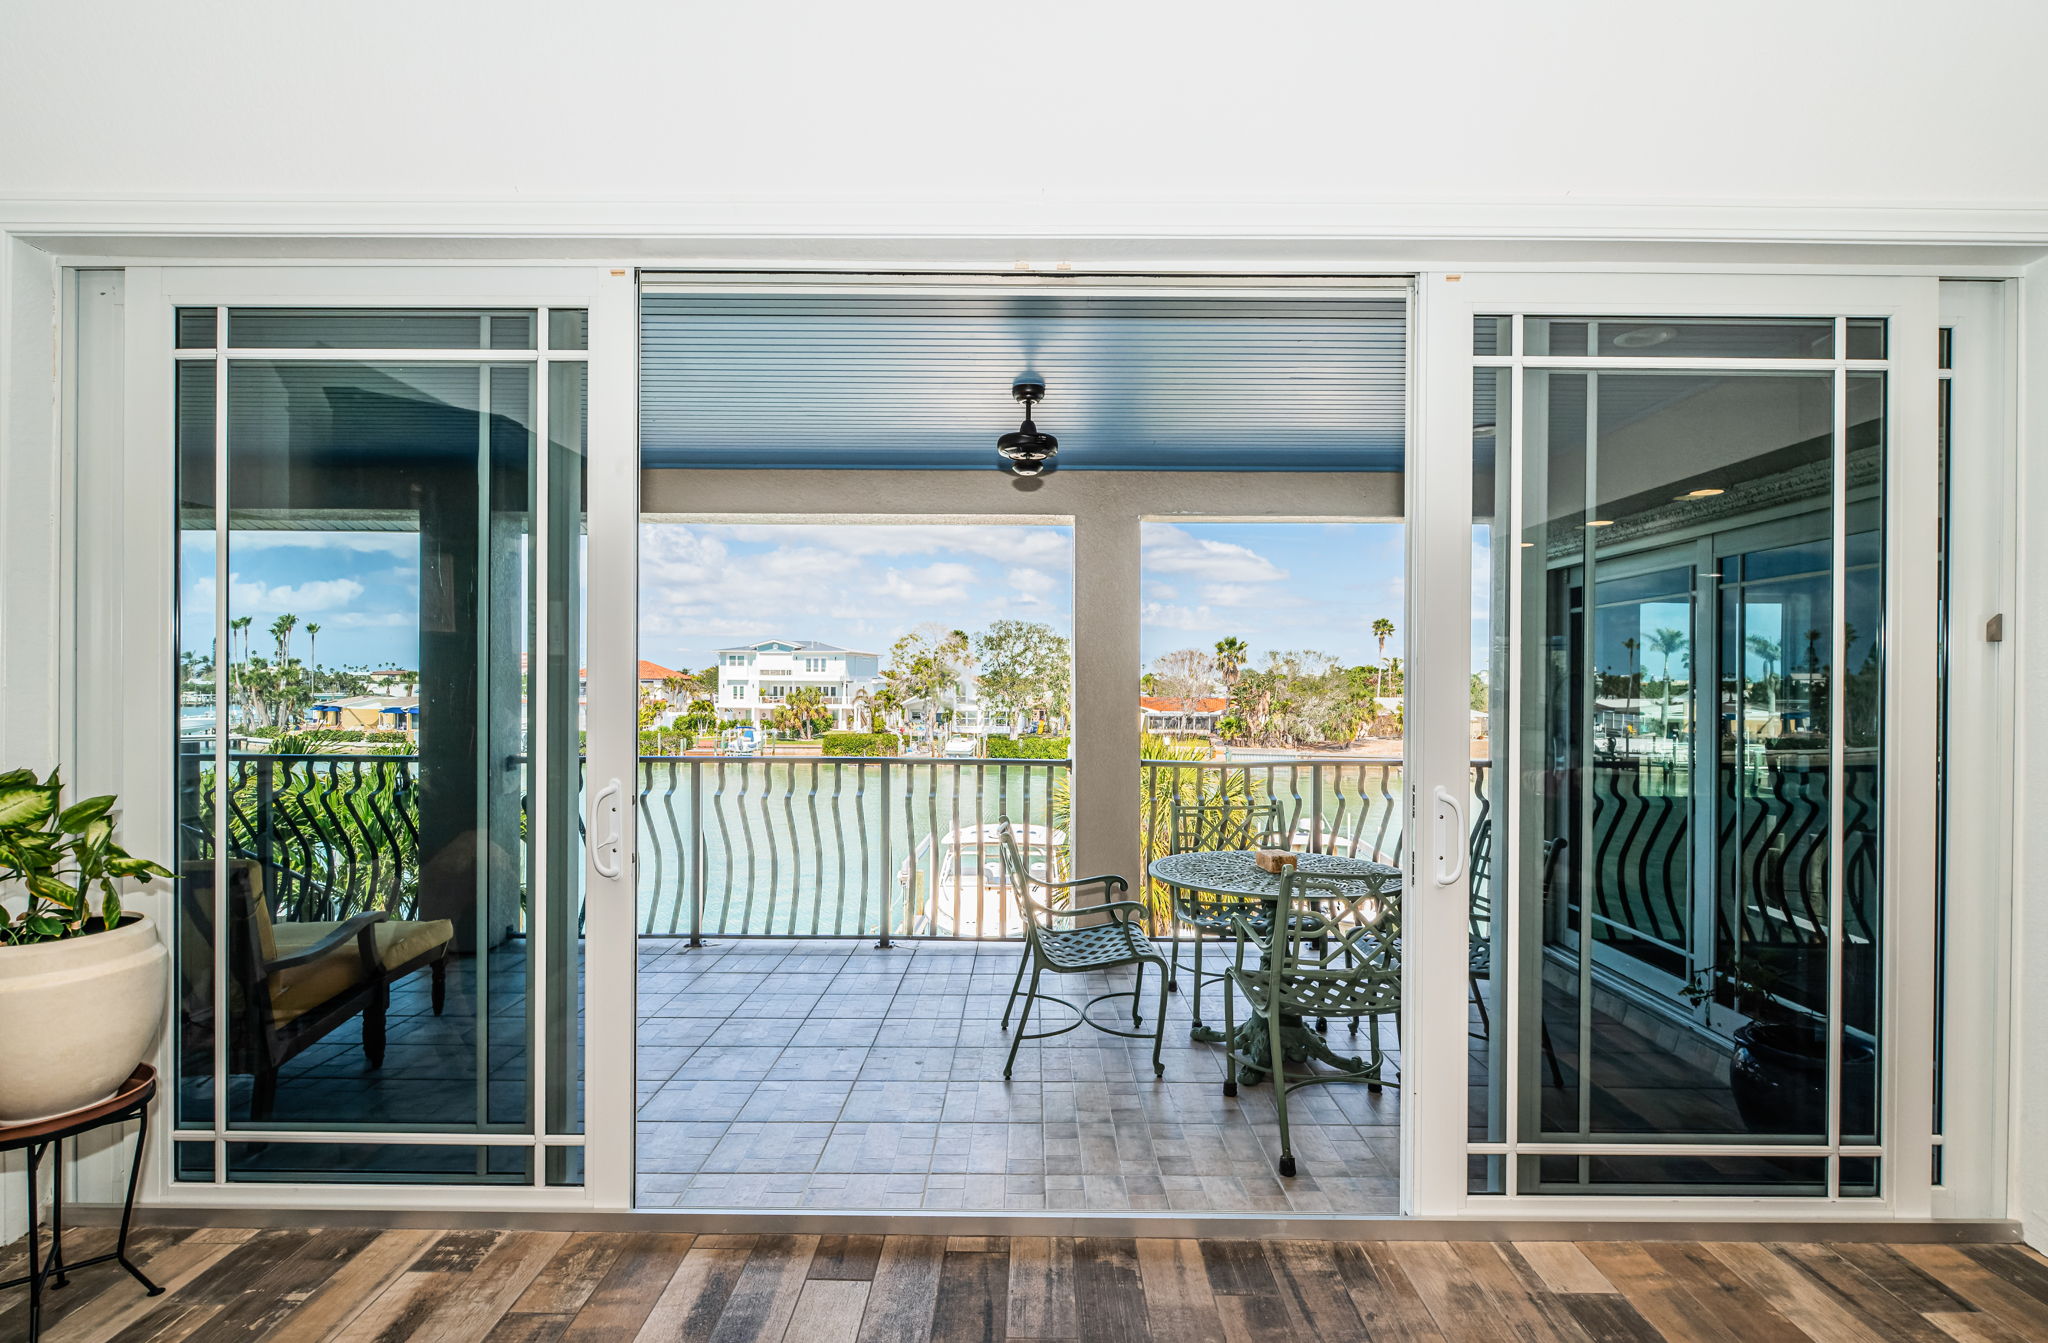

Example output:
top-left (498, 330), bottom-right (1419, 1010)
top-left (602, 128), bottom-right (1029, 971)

top-left (983, 735), bottom-right (1070, 760)
top-left (821, 732), bottom-right (902, 757)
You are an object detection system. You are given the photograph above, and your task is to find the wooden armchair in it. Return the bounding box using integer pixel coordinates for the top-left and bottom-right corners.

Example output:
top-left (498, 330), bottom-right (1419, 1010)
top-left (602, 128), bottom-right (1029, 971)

top-left (180, 860), bottom-right (454, 1120)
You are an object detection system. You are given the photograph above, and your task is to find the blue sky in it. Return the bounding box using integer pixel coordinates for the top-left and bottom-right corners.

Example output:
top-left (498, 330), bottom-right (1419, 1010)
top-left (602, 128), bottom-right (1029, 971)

top-left (640, 520), bottom-right (1404, 676)
top-left (183, 520), bottom-right (1410, 678)
top-left (181, 531), bottom-right (424, 670)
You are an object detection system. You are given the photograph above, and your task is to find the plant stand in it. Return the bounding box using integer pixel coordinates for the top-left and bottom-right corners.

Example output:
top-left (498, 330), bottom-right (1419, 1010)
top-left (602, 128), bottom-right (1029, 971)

top-left (0, 1065), bottom-right (162, 1342)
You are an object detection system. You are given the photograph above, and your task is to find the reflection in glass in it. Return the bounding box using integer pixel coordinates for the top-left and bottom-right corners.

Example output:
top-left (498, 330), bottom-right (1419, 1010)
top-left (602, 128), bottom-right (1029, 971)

top-left (173, 327), bottom-right (586, 1183)
top-left (225, 309), bottom-right (536, 350)
top-left (175, 361), bottom-right (216, 1129)
top-left (1526, 316), bottom-right (1841, 359)
top-left (1505, 348), bottom-right (1887, 1194)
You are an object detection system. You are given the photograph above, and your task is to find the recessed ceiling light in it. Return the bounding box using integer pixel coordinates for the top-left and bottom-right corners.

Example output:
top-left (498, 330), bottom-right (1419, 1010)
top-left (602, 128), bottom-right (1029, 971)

top-left (1613, 326), bottom-right (1677, 349)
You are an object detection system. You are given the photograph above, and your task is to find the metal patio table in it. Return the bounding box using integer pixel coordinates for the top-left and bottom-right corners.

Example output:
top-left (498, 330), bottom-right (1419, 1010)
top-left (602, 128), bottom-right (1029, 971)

top-left (1147, 849), bottom-right (1401, 1084)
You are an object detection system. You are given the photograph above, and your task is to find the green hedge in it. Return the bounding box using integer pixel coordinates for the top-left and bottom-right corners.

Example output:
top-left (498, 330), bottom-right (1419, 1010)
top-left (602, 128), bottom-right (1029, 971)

top-left (982, 735), bottom-right (1070, 759)
top-left (821, 732), bottom-right (902, 757)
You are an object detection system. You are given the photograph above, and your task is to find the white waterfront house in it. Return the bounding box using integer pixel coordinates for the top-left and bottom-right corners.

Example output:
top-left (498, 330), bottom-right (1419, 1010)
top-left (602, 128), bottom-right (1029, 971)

top-left (716, 639), bottom-right (880, 729)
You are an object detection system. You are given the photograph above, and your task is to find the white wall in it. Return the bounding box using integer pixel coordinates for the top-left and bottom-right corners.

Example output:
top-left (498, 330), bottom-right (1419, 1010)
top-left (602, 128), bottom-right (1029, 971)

top-left (4, 0), bottom-right (2048, 232)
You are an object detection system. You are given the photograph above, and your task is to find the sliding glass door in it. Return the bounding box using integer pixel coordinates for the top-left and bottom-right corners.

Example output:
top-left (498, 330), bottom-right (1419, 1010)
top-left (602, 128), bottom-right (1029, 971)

top-left (1416, 275), bottom-right (1938, 1214)
top-left (159, 277), bottom-right (609, 1190)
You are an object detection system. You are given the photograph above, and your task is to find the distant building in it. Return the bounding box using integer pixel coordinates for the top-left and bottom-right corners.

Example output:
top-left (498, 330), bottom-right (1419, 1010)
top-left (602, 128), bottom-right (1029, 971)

top-left (1140, 695), bottom-right (1226, 736)
top-left (715, 640), bottom-right (881, 730)
top-left (314, 694), bottom-right (419, 732)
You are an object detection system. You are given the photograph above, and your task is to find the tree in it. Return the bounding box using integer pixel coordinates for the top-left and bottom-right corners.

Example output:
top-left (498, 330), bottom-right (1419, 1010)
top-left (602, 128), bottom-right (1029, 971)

top-left (885, 624), bottom-right (973, 745)
top-left (779, 685), bottom-right (831, 739)
top-left (304, 622), bottom-right (321, 671)
top-left (1370, 617), bottom-right (1396, 699)
top-left (974, 619), bottom-right (1071, 734)
top-left (1647, 627), bottom-right (1688, 743)
top-left (1213, 636), bottom-right (1248, 688)
top-left (1150, 648), bottom-right (1219, 719)
top-left (1747, 635), bottom-right (1782, 717)
top-left (270, 613), bottom-right (298, 661)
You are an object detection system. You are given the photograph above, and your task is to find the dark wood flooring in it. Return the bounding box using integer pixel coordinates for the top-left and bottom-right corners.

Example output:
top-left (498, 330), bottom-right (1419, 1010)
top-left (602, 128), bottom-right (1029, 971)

top-left (5, 1225), bottom-right (2046, 1342)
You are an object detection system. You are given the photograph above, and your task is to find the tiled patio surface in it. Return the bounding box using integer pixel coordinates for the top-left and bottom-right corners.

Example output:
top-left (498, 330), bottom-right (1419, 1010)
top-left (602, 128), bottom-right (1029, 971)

top-left (634, 936), bottom-right (1404, 1212)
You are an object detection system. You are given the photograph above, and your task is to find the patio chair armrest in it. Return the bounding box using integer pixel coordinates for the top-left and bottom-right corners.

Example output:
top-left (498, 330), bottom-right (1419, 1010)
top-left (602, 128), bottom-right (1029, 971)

top-left (1040, 872), bottom-right (1128, 894)
top-left (264, 911), bottom-right (388, 971)
top-left (1057, 899), bottom-right (1149, 921)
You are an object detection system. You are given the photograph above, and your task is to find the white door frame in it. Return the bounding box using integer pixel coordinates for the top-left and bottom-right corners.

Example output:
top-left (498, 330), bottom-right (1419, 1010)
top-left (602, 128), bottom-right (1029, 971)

top-left (1410, 271), bottom-right (1943, 1219)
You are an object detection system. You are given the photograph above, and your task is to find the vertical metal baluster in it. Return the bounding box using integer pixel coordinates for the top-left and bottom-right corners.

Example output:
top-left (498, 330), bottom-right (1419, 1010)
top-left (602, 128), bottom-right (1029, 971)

top-left (806, 759), bottom-right (824, 936)
top-left (877, 759), bottom-right (893, 949)
top-left (712, 758), bottom-right (735, 935)
top-left (923, 761), bottom-right (939, 939)
top-left (827, 760), bottom-right (846, 936)
top-left (974, 761), bottom-right (987, 941)
top-left (688, 759), bottom-right (705, 947)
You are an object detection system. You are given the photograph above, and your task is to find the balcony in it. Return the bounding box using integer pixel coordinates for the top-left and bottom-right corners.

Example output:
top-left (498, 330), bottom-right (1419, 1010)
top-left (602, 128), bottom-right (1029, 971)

top-left (179, 749), bottom-right (1838, 1207)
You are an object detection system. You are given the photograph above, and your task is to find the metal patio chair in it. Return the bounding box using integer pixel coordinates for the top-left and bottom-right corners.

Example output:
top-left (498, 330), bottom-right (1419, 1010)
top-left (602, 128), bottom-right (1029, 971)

top-left (1163, 798), bottom-right (1286, 1036)
top-left (1467, 827), bottom-right (1567, 1089)
top-left (1222, 868), bottom-right (1400, 1178)
top-left (995, 817), bottom-right (1170, 1081)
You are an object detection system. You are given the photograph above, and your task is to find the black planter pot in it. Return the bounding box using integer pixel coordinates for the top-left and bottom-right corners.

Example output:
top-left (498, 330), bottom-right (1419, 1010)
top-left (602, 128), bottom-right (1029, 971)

top-left (1729, 1020), bottom-right (1876, 1137)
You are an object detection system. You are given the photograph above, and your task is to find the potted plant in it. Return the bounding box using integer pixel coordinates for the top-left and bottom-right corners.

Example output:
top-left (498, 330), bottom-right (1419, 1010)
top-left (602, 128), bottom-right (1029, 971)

top-left (0, 768), bottom-right (172, 1123)
top-left (1682, 950), bottom-right (1873, 1137)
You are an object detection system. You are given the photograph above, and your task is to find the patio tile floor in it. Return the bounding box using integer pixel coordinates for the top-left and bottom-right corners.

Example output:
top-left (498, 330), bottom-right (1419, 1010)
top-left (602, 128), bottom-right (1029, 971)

top-left (634, 936), bottom-right (1403, 1212)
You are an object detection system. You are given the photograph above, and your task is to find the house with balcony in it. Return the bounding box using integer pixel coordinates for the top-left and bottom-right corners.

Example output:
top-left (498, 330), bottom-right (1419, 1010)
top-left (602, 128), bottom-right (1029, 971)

top-left (714, 639), bottom-right (879, 728)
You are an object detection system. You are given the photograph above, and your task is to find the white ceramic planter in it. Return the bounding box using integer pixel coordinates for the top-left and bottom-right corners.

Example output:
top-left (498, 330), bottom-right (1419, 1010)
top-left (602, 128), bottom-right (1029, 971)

top-left (0, 914), bottom-right (169, 1124)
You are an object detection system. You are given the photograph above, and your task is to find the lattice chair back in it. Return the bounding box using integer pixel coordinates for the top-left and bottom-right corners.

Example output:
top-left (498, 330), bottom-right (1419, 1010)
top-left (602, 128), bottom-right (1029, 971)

top-left (1169, 798), bottom-right (1285, 855)
top-left (997, 817), bottom-right (1066, 935)
top-left (1247, 870), bottom-right (1402, 1023)
top-left (1166, 799), bottom-right (1284, 931)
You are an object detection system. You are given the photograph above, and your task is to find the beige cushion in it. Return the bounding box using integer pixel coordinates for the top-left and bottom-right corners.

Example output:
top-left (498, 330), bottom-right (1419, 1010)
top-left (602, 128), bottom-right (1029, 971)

top-left (265, 918), bottom-right (454, 1023)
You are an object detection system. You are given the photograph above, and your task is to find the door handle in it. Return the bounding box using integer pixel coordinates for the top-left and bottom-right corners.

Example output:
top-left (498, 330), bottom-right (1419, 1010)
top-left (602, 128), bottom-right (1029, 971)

top-left (1433, 785), bottom-right (1467, 887)
top-left (590, 778), bottom-right (624, 879)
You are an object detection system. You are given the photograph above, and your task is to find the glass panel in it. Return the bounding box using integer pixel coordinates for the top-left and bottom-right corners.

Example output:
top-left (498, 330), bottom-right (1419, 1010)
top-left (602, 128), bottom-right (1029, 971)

top-left (544, 361), bottom-right (588, 1147)
top-left (1525, 1153), bottom-right (1831, 1195)
top-left (175, 362), bottom-right (216, 1128)
top-left (225, 308), bottom-right (536, 349)
top-left (1848, 319), bottom-right (1887, 361)
top-left (1516, 366), bottom-right (1874, 1159)
top-left (225, 1142), bottom-right (533, 1183)
top-left (174, 1141), bottom-right (214, 1181)
top-left (1843, 373), bottom-right (1885, 1144)
top-left (1528, 316), bottom-right (1837, 359)
top-left (171, 350), bottom-right (582, 1179)
top-left (176, 308), bottom-right (217, 349)
top-left (549, 309), bottom-right (590, 351)
top-left (1473, 316), bottom-right (1510, 357)
top-left (1471, 367), bottom-right (1509, 1145)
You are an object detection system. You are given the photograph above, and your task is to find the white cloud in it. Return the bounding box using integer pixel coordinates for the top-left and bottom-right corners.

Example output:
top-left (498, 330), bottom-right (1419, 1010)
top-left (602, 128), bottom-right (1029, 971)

top-left (1146, 582), bottom-right (1180, 601)
top-left (696, 523), bottom-right (1072, 568)
top-left (197, 575), bottom-right (367, 613)
top-left (1141, 523), bottom-right (1287, 582)
top-left (877, 562), bottom-right (976, 607)
top-left (1009, 567), bottom-right (1058, 596)
top-left (1200, 582), bottom-right (1302, 609)
top-left (1141, 602), bottom-right (1220, 632)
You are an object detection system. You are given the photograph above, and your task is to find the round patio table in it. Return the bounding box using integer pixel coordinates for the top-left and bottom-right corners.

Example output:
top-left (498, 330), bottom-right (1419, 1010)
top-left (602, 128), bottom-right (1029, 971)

top-left (1147, 849), bottom-right (1401, 1086)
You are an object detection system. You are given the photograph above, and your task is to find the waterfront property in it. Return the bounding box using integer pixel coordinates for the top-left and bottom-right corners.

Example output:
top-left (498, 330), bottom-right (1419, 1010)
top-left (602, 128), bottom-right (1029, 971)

top-left (716, 640), bottom-right (882, 731)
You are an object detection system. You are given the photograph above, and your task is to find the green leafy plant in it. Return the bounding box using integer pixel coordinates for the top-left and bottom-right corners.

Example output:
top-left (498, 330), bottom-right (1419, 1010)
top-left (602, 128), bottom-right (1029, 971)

top-left (0, 769), bottom-right (171, 945)
top-left (820, 732), bottom-right (902, 757)
top-left (1680, 949), bottom-right (1795, 1024)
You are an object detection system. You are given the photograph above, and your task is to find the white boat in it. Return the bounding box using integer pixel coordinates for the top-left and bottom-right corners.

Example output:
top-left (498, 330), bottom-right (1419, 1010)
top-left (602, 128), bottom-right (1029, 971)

top-left (1287, 818), bottom-right (1395, 864)
top-left (896, 821), bottom-right (1066, 938)
top-left (940, 734), bottom-right (978, 759)
top-left (718, 726), bottom-right (762, 757)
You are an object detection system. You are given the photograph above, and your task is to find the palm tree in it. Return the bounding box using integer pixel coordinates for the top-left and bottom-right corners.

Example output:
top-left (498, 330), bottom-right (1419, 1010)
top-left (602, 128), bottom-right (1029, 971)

top-left (230, 615), bottom-right (253, 665)
top-left (304, 622), bottom-right (321, 674)
top-left (1747, 635), bottom-right (1782, 719)
top-left (1370, 617), bottom-right (1395, 698)
top-left (1647, 627), bottom-right (1687, 747)
top-left (1213, 636), bottom-right (1248, 688)
top-left (270, 613), bottom-right (298, 661)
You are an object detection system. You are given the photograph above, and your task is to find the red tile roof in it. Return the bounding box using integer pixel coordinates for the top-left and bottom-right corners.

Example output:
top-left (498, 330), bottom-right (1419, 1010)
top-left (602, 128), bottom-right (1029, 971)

top-left (1139, 696), bottom-right (1228, 714)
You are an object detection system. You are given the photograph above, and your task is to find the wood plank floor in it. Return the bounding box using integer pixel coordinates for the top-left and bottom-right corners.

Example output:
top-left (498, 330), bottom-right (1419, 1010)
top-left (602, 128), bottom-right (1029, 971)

top-left (5, 1226), bottom-right (2047, 1342)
